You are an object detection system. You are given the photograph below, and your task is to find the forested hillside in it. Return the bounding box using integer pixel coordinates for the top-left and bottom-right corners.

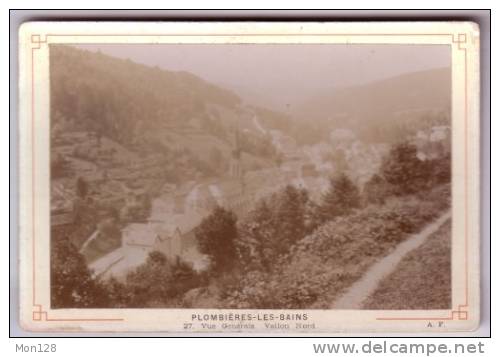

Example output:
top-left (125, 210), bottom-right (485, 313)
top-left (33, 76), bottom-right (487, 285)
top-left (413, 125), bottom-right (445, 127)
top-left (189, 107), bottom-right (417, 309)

top-left (51, 45), bottom-right (241, 141)
top-left (296, 67), bottom-right (451, 143)
top-left (50, 45), bottom-right (293, 169)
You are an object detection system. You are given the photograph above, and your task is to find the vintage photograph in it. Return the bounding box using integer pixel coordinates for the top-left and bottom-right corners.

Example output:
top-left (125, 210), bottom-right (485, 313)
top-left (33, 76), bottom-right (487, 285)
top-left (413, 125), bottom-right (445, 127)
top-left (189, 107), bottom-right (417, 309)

top-left (49, 43), bottom-right (453, 311)
top-left (17, 21), bottom-right (480, 333)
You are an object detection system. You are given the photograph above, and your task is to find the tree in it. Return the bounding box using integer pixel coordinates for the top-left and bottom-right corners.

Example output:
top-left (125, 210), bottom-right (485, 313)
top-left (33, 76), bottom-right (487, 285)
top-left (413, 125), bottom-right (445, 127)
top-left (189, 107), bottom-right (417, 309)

top-left (72, 177), bottom-right (96, 227)
top-left (236, 199), bottom-right (276, 270)
top-left (428, 152), bottom-right (451, 185)
top-left (381, 142), bottom-right (428, 195)
top-left (362, 174), bottom-right (393, 205)
top-left (51, 237), bottom-right (108, 308)
top-left (271, 185), bottom-right (309, 254)
top-left (317, 173), bottom-right (361, 223)
top-left (236, 187), bottom-right (311, 270)
top-left (195, 206), bottom-right (238, 273)
top-left (125, 251), bottom-right (198, 307)
top-left (126, 251), bottom-right (173, 307)
top-left (304, 199), bottom-right (323, 233)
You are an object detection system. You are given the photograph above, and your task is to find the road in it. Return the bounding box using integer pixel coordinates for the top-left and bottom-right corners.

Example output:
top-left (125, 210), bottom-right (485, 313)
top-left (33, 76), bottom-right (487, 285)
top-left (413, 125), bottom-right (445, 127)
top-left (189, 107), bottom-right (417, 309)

top-left (332, 209), bottom-right (452, 309)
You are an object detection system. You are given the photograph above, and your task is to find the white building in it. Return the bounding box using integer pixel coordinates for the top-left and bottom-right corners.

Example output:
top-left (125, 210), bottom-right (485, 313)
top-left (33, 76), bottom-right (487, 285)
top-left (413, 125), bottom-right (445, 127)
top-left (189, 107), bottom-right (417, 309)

top-left (89, 210), bottom-right (207, 281)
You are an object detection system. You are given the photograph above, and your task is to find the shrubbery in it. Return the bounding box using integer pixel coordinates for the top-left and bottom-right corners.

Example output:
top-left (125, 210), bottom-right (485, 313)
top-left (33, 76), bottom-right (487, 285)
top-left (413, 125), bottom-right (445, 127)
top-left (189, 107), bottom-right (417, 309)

top-left (235, 185), bottom-right (310, 272)
top-left (51, 237), bottom-right (109, 308)
top-left (224, 183), bottom-right (451, 309)
top-left (122, 252), bottom-right (200, 307)
top-left (316, 173), bottom-right (361, 224)
top-left (370, 142), bottom-right (451, 198)
top-left (222, 139), bottom-right (451, 308)
top-left (51, 138), bottom-right (452, 309)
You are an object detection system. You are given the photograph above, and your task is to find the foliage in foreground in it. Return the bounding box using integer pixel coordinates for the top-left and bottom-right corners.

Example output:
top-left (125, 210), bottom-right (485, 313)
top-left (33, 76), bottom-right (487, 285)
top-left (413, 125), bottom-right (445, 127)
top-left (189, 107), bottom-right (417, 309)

top-left (51, 139), bottom-right (451, 309)
top-left (195, 206), bottom-right (238, 273)
top-left (224, 184), bottom-right (450, 309)
top-left (112, 251), bottom-right (200, 308)
top-left (51, 237), bottom-right (109, 308)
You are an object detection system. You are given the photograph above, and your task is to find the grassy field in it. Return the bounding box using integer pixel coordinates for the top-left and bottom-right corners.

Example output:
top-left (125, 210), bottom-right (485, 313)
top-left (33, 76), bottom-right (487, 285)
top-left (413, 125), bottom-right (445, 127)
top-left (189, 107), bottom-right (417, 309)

top-left (362, 219), bottom-right (451, 310)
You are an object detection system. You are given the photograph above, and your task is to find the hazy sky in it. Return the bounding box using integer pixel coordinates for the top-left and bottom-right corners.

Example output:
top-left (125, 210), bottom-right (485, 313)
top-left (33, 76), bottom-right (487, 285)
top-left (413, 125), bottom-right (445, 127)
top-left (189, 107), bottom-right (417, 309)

top-left (75, 44), bottom-right (450, 110)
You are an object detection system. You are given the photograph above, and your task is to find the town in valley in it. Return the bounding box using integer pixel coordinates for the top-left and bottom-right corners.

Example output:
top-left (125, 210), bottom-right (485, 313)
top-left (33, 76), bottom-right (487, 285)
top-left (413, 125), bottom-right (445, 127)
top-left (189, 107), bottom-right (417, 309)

top-left (50, 44), bottom-right (452, 310)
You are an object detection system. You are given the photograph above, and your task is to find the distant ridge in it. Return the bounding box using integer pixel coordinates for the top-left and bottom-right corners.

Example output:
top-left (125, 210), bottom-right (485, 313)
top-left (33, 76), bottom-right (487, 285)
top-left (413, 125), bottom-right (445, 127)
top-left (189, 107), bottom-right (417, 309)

top-left (296, 67), bottom-right (451, 142)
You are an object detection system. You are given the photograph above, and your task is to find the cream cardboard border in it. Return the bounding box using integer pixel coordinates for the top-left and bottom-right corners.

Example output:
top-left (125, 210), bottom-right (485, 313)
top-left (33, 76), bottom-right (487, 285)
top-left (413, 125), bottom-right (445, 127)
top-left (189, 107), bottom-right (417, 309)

top-left (18, 21), bottom-right (481, 333)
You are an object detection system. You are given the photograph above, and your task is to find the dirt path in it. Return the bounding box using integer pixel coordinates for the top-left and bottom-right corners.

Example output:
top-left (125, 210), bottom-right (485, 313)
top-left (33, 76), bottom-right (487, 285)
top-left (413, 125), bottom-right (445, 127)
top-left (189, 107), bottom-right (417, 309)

top-left (332, 209), bottom-right (451, 309)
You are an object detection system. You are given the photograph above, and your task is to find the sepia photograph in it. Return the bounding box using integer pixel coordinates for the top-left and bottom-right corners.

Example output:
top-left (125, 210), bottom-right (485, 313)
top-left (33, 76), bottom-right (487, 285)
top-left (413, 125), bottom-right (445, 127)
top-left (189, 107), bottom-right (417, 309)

top-left (49, 43), bottom-right (453, 310)
top-left (17, 22), bottom-right (480, 333)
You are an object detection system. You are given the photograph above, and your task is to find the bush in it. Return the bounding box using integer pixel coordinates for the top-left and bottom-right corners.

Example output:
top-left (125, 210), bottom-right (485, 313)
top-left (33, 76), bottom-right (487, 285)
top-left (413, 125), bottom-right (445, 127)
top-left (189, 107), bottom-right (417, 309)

top-left (124, 252), bottom-right (200, 307)
top-left (235, 186), bottom-right (310, 271)
top-left (224, 184), bottom-right (450, 309)
top-left (381, 142), bottom-right (429, 195)
top-left (362, 174), bottom-right (394, 205)
top-left (380, 142), bottom-right (451, 198)
top-left (317, 173), bottom-right (361, 223)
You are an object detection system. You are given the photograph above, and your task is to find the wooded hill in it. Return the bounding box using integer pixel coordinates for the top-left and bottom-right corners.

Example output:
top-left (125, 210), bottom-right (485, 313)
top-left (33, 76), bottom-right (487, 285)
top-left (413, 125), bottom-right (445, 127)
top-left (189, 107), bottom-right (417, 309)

top-left (296, 67), bottom-right (451, 143)
top-left (50, 45), bottom-right (296, 170)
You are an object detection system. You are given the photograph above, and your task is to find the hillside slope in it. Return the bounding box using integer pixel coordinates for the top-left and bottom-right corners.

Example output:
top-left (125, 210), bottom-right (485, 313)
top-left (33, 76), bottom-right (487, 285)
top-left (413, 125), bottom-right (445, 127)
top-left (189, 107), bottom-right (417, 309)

top-left (362, 219), bottom-right (451, 310)
top-left (296, 67), bottom-right (451, 143)
top-left (50, 45), bottom-right (292, 170)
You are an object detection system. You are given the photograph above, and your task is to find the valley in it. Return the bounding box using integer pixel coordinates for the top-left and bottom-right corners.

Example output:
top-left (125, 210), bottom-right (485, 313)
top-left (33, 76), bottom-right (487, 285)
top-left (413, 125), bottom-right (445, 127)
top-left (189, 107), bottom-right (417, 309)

top-left (49, 44), bottom-right (452, 310)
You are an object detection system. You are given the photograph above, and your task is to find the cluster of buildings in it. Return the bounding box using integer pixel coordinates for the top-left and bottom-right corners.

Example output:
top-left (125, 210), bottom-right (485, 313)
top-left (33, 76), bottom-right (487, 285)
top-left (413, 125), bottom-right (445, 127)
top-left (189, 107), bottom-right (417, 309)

top-left (57, 119), bottom-right (417, 282)
top-left (412, 125), bottom-right (451, 161)
top-left (327, 128), bottom-right (390, 187)
top-left (86, 128), bottom-right (335, 280)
